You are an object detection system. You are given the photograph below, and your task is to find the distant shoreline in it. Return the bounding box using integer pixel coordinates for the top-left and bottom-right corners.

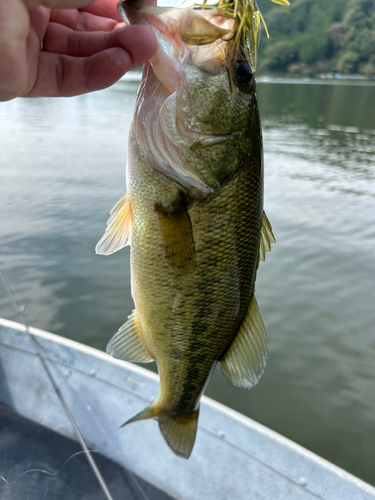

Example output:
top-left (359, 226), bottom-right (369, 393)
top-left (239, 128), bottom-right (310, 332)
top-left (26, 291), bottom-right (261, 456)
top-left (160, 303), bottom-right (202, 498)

top-left (119, 72), bottom-right (375, 87)
top-left (256, 76), bottom-right (375, 87)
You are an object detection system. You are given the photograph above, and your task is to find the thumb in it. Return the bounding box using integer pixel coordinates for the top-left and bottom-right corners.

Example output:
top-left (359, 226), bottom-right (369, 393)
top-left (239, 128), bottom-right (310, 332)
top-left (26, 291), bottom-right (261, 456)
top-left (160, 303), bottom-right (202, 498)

top-left (23, 0), bottom-right (97, 9)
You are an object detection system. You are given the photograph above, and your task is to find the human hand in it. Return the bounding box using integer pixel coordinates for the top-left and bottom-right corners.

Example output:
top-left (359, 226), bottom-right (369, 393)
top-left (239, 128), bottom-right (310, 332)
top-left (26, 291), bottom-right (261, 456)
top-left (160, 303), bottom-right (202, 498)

top-left (0, 0), bottom-right (157, 101)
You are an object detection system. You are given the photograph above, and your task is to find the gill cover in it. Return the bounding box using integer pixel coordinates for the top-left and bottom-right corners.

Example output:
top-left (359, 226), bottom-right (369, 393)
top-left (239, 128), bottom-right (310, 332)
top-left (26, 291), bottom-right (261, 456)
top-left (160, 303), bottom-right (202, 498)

top-left (117, 0), bottom-right (235, 198)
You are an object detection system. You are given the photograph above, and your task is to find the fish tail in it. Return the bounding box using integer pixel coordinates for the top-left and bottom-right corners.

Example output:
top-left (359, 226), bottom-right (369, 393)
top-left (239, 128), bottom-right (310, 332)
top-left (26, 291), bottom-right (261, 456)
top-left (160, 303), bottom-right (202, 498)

top-left (121, 403), bottom-right (199, 459)
top-left (120, 404), bottom-right (156, 426)
top-left (158, 408), bottom-right (199, 459)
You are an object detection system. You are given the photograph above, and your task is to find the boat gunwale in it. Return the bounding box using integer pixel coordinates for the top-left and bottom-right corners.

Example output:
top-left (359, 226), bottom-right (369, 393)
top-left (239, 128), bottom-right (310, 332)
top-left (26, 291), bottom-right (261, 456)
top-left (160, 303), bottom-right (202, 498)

top-left (1, 316), bottom-right (375, 498)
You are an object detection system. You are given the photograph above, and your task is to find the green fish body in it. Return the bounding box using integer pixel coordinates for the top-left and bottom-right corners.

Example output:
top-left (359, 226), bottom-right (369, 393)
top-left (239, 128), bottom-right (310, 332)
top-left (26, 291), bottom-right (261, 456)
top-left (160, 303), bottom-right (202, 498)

top-left (97, 1), bottom-right (275, 459)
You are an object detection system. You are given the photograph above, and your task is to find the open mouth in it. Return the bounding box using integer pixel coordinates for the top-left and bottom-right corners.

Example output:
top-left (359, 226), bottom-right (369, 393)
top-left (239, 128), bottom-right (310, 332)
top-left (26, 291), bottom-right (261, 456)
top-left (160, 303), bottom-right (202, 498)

top-left (120, 0), bottom-right (236, 197)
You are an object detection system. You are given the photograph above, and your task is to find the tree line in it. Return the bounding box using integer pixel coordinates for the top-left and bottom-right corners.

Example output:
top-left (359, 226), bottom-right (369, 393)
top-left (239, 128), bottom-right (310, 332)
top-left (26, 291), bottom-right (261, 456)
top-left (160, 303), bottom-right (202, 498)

top-left (257, 0), bottom-right (375, 76)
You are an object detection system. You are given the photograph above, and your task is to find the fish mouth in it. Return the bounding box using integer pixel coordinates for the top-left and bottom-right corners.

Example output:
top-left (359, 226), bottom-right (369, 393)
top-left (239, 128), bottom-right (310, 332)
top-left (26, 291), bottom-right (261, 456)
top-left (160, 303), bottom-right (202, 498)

top-left (117, 0), bottom-right (233, 92)
top-left (118, 0), bottom-right (185, 93)
top-left (117, 0), bottom-right (233, 43)
top-left (120, 0), bottom-right (233, 197)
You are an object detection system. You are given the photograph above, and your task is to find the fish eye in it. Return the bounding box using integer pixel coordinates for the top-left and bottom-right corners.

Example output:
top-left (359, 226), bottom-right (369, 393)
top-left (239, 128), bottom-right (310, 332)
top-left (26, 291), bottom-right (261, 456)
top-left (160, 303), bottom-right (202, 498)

top-left (233, 60), bottom-right (255, 88)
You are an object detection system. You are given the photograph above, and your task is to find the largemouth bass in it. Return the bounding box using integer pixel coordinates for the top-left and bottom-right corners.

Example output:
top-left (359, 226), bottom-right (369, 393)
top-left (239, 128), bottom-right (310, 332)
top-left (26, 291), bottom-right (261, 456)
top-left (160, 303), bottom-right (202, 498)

top-left (96, 0), bottom-right (275, 459)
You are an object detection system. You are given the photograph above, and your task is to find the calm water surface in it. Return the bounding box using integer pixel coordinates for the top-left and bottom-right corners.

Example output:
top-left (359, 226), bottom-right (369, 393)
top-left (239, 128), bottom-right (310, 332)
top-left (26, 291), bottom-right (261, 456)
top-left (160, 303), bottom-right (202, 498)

top-left (0, 79), bottom-right (374, 485)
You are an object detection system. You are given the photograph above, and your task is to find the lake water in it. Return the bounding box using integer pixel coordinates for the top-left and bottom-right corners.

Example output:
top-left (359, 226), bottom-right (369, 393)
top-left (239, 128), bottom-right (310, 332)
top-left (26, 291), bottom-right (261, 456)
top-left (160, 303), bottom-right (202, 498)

top-left (0, 78), bottom-right (374, 486)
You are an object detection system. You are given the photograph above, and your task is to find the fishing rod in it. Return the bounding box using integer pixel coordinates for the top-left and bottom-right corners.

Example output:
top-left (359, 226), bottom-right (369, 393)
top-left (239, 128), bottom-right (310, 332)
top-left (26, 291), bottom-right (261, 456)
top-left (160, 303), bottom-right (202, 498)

top-left (0, 271), bottom-right (150, 500)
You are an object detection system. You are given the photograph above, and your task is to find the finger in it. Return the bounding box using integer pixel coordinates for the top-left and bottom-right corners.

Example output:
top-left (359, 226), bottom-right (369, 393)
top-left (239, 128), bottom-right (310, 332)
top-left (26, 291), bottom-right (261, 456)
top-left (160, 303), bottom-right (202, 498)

top-left (49, 8), bottom-right (117, 32)
top-left (26, 26), bottom-right (157, 97)
top-left (80, 0), bottom-right (157, 22)
top-left (79, 0), bottom-right (121, 21)
top-left (24, 0), bottom-right (96, 9)
top-left (0, 0), bottom-right (29, 43)
top-left (29, 5), bottom-right (50, 42)
top-left (28, 48), bottom-right (141, 97)
top-left (0, 0), bottom-right (29, 101)
top-left (44, 23), bottom-right (149, 58)
top-left (113, 22), bottom-right (126, 30)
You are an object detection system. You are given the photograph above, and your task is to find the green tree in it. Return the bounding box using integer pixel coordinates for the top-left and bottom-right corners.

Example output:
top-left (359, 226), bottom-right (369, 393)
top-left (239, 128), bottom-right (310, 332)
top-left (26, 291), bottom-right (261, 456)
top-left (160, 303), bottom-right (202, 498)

top-left (336, 0), bottom-right (375, 73)
top-left (262, 40), bottom-right (298, 72)
top-left (257, 0), bottom-right (375, 75)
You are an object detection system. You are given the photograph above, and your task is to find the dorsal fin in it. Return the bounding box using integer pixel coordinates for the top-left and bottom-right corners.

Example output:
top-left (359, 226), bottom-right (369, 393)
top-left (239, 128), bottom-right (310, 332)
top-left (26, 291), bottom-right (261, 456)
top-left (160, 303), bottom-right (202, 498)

top-left (96, 194), bottom-right (132, 256)
top-left (220, 295), bottom-right (267, 389)
top-left (258, 210), bottom-right (276, 266)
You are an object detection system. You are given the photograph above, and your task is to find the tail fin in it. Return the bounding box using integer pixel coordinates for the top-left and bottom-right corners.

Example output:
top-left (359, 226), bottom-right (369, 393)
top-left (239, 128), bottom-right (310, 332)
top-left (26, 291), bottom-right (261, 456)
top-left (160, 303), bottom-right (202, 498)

top-left (120, 403), bottom-right (199, 459)
top-left (158, 409), bottom-right (199, 459)
top-left (120, 404), bottom-right (156, 427)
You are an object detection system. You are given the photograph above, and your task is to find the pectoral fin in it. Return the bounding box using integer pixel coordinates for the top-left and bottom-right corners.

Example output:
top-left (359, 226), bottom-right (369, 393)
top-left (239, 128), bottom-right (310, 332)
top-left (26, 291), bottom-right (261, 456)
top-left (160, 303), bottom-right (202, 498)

top-left (106, 310), bottom-right (153, 363)
top-left (155, 193), bottom-right (195, 275)
top-left (258, 211), bottom-right (276, 266)
top-left (96, 194), bottom-right (132, 256)
top-left (220, 295), bottom-right (267, 389)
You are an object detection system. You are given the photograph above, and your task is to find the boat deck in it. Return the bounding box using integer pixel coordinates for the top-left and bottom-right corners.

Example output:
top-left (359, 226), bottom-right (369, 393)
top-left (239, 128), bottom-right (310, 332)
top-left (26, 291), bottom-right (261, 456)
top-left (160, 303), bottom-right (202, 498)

top-left (1, 318), bottom-right (374, 500)
top-left (0, 404), bottom-right (171, 500)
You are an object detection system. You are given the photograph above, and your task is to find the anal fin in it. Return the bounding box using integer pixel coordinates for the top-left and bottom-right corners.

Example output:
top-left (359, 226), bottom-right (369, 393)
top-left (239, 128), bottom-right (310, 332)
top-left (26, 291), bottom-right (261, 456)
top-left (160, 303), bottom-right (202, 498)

top-left (96, 193), bottom-right (132, 256)
top-left (220, 295), bottom-right (267, 389)
top-left (258, 210), bottom-right (276, 266)
top-left (155, 192), bottom-right (195, 275)
top-left (106, 310), bottom-right (153, 363)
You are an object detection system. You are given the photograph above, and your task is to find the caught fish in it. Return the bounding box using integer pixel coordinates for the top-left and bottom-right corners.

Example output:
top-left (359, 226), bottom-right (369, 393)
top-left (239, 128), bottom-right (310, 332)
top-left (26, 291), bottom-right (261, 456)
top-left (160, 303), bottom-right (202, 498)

top-left (96, 0), bottom-right (276, 459)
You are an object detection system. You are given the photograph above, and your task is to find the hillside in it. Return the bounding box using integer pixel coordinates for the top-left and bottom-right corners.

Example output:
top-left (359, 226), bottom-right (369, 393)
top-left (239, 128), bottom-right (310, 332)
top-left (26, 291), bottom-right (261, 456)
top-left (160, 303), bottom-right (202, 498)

top-left (257, 0), bottom-right (375, 76)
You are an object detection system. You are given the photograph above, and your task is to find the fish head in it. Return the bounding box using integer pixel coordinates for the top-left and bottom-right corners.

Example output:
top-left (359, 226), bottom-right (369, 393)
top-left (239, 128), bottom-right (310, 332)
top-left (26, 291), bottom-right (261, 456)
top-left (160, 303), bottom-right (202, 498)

top-left (119, 0), bottom-right (261, 198)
